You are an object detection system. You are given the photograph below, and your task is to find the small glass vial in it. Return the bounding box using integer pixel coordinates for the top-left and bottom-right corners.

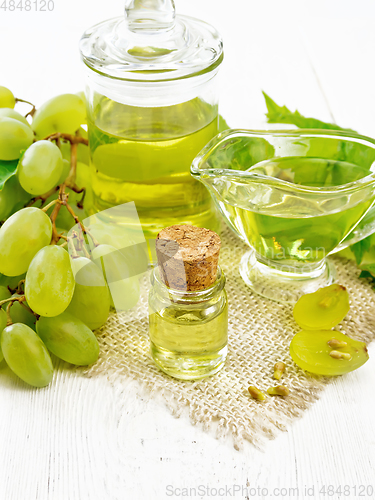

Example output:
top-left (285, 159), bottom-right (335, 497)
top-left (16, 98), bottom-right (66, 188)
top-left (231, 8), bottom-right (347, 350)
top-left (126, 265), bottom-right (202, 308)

top-left (149, 225), bottom-right (228, 380)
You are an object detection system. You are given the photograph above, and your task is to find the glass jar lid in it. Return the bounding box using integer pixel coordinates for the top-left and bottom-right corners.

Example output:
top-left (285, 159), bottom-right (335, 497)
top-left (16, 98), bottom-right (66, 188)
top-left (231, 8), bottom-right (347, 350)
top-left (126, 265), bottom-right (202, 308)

top-left (80, 0), bottom-right (223, 82)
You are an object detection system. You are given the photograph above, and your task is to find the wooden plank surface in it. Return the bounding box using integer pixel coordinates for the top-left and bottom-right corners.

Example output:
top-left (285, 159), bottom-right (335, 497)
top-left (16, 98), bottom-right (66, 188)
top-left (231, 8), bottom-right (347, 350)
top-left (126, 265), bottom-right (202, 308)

top-left (1, 1), bottom-right (375, 499)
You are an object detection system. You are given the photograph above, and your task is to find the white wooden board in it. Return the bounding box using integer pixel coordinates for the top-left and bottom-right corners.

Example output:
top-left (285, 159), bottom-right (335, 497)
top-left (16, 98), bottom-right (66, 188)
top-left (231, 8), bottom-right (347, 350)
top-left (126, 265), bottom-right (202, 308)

top-left (1, 1), bottom-right (375, 498)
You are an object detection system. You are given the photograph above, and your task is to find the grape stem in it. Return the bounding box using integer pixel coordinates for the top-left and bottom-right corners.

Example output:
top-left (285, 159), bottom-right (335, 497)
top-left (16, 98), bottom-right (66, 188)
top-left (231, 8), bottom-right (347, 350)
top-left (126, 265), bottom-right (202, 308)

top-left (84, 227), bottom-right (99, 247)
top-left (67, 140), bottom-right (78, 189)
top-left (43, 132), bottom-right (88, 146)
top-left (0, 296), bottom-right (19, 308)
top-left (76, 189), bottom-right (86, 210)
top-left (15, 97), bottom-right (37, 118)
top-left (49, 185), bottom-right (66, 245)
top-left (68, 229), bottom-right (91, 260)
top-left (65, 205), bottom-right (99, 256)
top-left (19, 300), bottom-right (40, 320)
top-left (44, 131), bottom-right (88, 197)
top-left (16, 279), bottom-right (25, 295)
top-left (47, 185), bottom-right (90, 253)
top-left (6, 301), bottom-right (13, 326)
top-left (27, 186), bottom-right (59, 209)
top-left (68, 233), bottom-right (79, 258)
top-left (0, 295), bottom-right (32, 325)
top-left (65, 202), bottom-right (86, 235)
top-left (64, 132), bottom-right (87, 195)
top-left (41, 199), bottom-right (59, 213)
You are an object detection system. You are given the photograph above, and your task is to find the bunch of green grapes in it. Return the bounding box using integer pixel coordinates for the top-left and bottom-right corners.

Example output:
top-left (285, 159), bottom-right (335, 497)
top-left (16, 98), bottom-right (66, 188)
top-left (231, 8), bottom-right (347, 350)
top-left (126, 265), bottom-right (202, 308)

top-left (0, 204), bottom-right (105, 387)
top-left (0, 86), bottom-right (144, 388)
top-left (0, 87), bottom-right (106, 387)
top-left (0, 87), bottom-right (89, 226)
top-left (291, 284), bottom-right (369, 375)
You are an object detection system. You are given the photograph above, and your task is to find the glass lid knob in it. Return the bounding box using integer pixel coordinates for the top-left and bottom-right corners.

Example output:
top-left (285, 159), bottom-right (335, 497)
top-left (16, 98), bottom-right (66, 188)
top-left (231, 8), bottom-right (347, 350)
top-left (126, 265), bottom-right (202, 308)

top-left (125, 0), bottom-right (176, 32)
top-left (80, 0), bottom-right (223, 81)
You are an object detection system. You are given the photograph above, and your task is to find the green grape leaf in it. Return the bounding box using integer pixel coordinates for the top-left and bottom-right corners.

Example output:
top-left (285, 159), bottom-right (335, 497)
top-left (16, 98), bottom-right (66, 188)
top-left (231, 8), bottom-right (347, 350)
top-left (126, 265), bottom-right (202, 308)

top-left (218, 115), bottom-right (230, 132)
top-left (359, 265), bottom-right (375, 288)
top-left (351, 237), bottom-right (372, 265)
top-left (359, 263), bottom-right (375, 277)
top-left (0, 159), bottom-right (18, 191)
top-left (262, 92), bottom-right (356, 133)
top-left (359, 269), bottom-right (373, 279)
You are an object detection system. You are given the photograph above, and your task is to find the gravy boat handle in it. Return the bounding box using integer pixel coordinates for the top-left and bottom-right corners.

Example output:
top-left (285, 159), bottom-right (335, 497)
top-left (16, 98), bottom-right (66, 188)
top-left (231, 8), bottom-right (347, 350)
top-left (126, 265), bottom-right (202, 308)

top-left (336, 205), bottom-right (375, 252)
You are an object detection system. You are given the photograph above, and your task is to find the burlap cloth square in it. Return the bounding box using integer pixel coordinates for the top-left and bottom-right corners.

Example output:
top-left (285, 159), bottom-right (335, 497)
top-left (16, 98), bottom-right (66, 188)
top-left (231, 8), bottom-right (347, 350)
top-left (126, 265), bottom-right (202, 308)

top-left (84, 229), bottom-right (375, 449)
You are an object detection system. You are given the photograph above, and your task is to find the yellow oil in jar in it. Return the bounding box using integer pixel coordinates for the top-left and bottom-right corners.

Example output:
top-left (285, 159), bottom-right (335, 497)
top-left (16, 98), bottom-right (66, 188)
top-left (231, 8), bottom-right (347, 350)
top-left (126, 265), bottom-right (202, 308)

top-left (87, 97), bottom-right (220, 240)
top-left (149, 293), bottom-right (228, 380)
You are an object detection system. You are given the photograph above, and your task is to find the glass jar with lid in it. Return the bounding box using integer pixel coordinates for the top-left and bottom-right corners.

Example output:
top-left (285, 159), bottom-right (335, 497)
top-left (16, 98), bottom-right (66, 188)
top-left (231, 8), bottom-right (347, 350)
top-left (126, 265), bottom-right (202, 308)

top-left (79, 0), bottom-right (224, 240)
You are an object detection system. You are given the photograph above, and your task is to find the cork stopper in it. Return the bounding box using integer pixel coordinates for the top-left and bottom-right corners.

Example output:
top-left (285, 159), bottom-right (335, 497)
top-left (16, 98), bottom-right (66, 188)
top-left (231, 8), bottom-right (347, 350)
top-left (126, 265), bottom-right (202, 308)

top-left (156, 225), bottom-right (221, 291)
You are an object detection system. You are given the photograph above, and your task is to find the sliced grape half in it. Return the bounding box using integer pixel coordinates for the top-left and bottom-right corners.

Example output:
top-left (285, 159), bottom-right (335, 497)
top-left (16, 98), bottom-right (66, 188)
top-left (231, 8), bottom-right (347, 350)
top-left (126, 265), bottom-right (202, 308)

top-left (293, 284), bottom-right (350, 330)
top-left (290, 329), bottom-right (369, 376)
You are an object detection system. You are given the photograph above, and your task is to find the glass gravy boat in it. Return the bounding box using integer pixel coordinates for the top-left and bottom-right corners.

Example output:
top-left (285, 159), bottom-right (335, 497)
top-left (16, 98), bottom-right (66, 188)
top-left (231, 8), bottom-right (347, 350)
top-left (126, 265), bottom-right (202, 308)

top-left (191, 129), bottom-right (375, 303)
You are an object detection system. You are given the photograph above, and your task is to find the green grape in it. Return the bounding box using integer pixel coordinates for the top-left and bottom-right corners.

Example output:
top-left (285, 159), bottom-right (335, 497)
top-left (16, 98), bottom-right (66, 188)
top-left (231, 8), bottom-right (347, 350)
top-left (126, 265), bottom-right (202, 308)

top-left (61, 161), bottom-right (89, 204)
top-left (0, 207), bottom-right (52, 276)
top-left (79, 140), bottom-right (90, 165)
top-left (293, 284), bottom-right (350, 330)
top-left (0, 309), bottom-right (6, 363)
top-left (0, 285), bottom-right (11, 305)
top-left (1, 323), bottom-right (53, 387)
top-left (88, 221), bottom-right (149, 276)
top-left (66, 257), bottom-right (110, 330)
top-left (32, 94), bottom-right (86, 138)
top-left (0, 86), bottom-right (15, 108)
top-left (25, 246), bottom-right (75, 317)
top-left (0, 176), bottom-right (32, 222)
top-left (18, 140), bottom-right (63, 195)
top-left (290, 329), bottom-right (369, 376)
top-left (0, 108), bottom-right (29, 126)
top-left (0, 182), bottom-right (16, 221)
top-left (75, 161), bottom-right (90, 190)
top-left (0, 117), bottom-right (34, 161)
top-left (0, 273), bottom-right (26, 291)
top-left (92, 244), bottom-right (140, 311)
top-left (0, 308), bottom-right (7, 331)
top-left (83, 221), bottom-right (133, 249)
top-left (9, 295), bottom-right (36, 330)
top-left (36, 312), bottom-right (99, 366)
top-left (58, 159), bottom-right (70, 185)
